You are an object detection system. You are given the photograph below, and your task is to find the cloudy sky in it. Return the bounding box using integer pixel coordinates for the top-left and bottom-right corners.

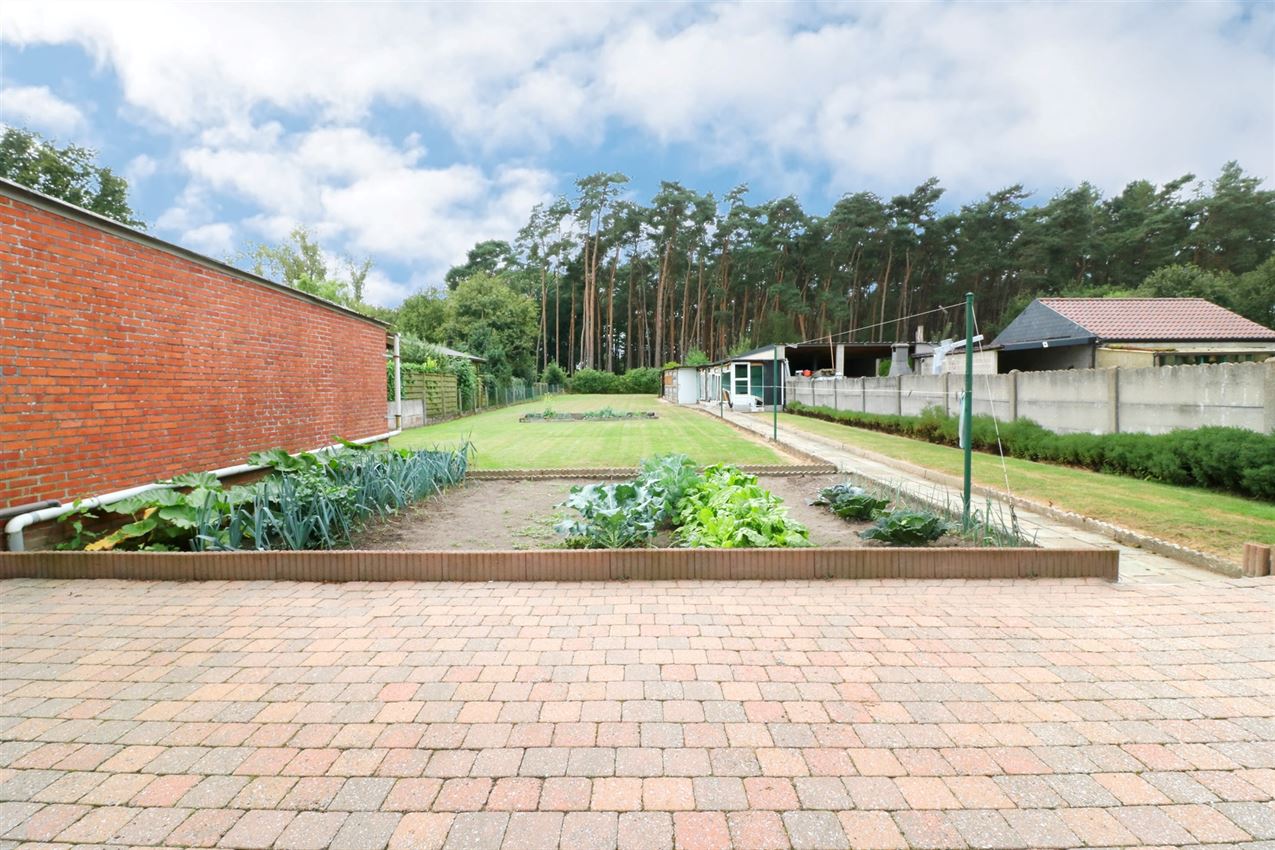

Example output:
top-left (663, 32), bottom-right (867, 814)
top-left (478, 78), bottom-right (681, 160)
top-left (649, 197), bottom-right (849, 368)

top-left (2, 1), bottom-right (1272, 306)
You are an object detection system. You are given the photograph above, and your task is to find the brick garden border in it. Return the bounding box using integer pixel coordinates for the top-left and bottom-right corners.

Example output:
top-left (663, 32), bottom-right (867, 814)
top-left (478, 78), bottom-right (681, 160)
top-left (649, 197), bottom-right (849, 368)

top-left (0, 547), bottom-right (1117, 582)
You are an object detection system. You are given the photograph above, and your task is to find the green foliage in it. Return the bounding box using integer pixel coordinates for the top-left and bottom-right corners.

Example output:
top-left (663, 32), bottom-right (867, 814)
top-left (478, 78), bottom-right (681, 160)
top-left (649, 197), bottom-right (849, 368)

top-left (554, 454), bottom-right (700, 548)
top-left (0, 127), bottom-right (144, 227)
top-left (684, 349), bottom-right (711, 366)
top-left (461, 163), bottom-right (1272, 372)
top-left (787, 402), bottom-right (1275, 501)
top-left (60, 442), bottom-right (471, 552)
top-left (567, 369), bottom-right (621, 393)
top-left (860, 510), bottom-right (950, 546)
top-left (441, 273), bottom-right (538, 381)
top-left (240, 226), bottom-right (373, 307)
top-left (541, 362), bottom-right (567, 386)
top-left (675, 464), bottom-right (809, 549)
top-left (810, 483), bottom-right (890, 520)
top-left (387, 344), bottom-right (478, 407)
top-left (445, 240), bottom-right (517, 290)
top-left (396, 291), bottom-right (449, 343)
top-left (556, 482), bottom-right (660, 549)
top-left (1139, 259), bottom-right (1275, 328)
top-left (637, 454), bottom-right (700, 525)
top-left (567, 367), bottom-right (661, 395)
top-left (620, 367), bottom-right (661, 394)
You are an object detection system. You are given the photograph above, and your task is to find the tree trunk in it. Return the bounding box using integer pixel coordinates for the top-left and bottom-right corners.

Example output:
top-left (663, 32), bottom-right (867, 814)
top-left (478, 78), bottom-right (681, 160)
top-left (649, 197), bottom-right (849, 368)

top-left (539, 265), bottom-right (548, 371)
top-left (653, 240), bottom-right (671, 368)
top-left (605, 245), bottom-right (618, 372)
top-left (568, 276), bottom-right (576, 372)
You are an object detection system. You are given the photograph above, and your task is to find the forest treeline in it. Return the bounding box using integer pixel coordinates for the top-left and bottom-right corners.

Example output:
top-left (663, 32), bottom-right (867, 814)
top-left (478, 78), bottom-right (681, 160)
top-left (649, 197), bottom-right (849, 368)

top-left (397, 162), bottom-right (1274, 379)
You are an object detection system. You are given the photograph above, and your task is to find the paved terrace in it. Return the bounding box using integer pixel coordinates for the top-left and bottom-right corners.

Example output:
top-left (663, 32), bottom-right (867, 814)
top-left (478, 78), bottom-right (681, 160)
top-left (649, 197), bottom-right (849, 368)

top-left (2, 577), bottom-right (1273, 849)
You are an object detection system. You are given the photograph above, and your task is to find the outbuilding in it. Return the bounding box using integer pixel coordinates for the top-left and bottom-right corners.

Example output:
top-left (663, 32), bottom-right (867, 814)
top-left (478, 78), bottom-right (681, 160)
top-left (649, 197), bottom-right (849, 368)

top-left (990, 297), bottom-right (1275, 372)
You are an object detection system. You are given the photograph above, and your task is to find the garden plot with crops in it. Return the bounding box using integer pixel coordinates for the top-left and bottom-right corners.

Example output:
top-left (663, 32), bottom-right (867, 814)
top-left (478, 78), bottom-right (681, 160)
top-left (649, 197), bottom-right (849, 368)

top-left (53, 441), bottom-right (473, 553)
top-left (355, 455), bottom-right (1032, 551)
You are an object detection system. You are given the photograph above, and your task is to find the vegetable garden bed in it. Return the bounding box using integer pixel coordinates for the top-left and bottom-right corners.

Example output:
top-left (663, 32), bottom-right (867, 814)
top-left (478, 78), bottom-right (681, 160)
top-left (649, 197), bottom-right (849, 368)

top-left (520, 410), bottom-right (658, 422)
top-left (353, 467), bottom-right (1029, 552)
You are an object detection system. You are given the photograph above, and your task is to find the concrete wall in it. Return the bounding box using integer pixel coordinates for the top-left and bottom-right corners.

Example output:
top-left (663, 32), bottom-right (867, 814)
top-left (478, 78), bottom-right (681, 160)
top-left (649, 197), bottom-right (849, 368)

top-left (788, 360), bottom-right (1275, 435)
top-left (1, 184), bottom-right (389, 511)
top-left (388, 399), bottom-right (426, 429)
top-left (1117, 362), bottom-right (1269, 434)
top-left (1016, 368), bottom-right (1110, 433)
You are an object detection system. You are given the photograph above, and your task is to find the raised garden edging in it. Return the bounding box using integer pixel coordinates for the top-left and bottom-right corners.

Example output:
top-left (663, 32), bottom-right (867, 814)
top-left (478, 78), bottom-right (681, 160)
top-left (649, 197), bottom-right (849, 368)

top-left (0, 547), bottom-right (1117, 582)
top-left (467, 464), bottom-right (838, 480)
top-left (520, 412), bottom-right (658, 422)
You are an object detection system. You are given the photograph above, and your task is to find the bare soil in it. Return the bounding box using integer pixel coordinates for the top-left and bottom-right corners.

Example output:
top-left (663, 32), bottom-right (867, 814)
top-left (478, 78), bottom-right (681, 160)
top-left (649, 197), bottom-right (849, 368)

top-left (353, 474), bottom-right (971, 550)
top-left (352, 478), bottom-right (581, 550)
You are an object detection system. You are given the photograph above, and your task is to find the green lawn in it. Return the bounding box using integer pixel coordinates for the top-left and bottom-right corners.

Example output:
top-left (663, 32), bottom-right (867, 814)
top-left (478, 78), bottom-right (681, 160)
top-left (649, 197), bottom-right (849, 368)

top-left (779, 413), bottom-right (1275, 563)
top-left (393, 394), bottom-right (789, 469)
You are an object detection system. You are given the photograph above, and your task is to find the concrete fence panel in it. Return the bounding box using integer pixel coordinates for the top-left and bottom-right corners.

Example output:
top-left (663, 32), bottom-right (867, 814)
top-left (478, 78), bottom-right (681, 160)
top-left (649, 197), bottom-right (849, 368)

top-left (1016, 368), bottom-right (1112, 433)
top-left (787, 360), bottom-right (1274, 436)
top-left (1116, 362), bottom-right (1267, 434)
top-left (900, 374), bottom-right (948, 416)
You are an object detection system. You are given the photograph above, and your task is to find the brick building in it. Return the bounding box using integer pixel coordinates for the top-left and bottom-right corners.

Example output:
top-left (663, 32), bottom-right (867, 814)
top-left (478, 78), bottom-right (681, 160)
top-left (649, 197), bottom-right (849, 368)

top-left (0, 178), bottom-right (391, 512)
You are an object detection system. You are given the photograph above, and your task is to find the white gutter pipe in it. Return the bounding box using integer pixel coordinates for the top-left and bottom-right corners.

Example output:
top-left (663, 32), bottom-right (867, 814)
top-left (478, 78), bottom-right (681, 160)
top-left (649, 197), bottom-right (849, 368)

top-left (394, 333), bottom-right (403, 431)
top-left (4, 429), bottom-right (402, 553)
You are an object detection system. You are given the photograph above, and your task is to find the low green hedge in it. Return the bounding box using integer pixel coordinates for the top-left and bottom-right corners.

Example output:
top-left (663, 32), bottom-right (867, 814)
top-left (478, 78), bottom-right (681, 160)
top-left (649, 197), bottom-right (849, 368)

top-left (568, 367), bottom-right (661, 395)
top-left (786, 402), bottom-right (1275, 501)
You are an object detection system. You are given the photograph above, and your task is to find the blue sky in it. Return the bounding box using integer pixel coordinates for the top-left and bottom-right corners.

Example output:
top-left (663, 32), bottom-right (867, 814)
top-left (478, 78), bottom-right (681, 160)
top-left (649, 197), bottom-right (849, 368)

top-left (2, 1), bottom-right (1272, 306)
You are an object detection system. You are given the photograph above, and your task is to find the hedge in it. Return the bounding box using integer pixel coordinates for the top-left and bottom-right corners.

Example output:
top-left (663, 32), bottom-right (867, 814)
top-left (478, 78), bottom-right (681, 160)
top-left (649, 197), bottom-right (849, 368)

top-left (786, 402), bottom-right (1275, 501)
top-left (568, 367), bottom-right (661, 395)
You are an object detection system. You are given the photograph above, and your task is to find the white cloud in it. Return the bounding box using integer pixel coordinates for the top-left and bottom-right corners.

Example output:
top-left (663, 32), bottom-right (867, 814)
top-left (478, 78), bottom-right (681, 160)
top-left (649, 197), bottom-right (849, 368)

top-left (0, 84), bottom-right (85, 135)
top-left (2, 1), bottom-right (1268, 196)
top-left (171, 124), bottom-right (553, 305)
top-left (3, 1), bottom-right (1270, 305)
top-left (180, 222), bottom-right (235, 257)
top-left (124, 153), bottom-right (157, 183)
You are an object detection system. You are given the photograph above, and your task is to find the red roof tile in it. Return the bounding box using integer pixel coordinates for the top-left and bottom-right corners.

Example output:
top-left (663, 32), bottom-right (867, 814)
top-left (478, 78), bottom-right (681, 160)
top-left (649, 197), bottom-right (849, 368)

top-left (1038, 297), bottom-right (1275, 341)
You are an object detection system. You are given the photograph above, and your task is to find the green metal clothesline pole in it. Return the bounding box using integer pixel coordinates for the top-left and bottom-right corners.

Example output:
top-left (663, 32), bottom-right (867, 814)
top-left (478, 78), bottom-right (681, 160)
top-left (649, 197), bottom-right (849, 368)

top-left (962, 291), bottom-right (974, 530)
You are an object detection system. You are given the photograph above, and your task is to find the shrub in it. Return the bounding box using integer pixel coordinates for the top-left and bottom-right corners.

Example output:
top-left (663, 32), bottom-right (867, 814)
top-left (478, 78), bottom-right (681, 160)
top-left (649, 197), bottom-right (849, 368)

top-left (567, 368), bottom-right (621, 393)
top-left (541, 362), bottom-right (567, 386)
top-left (621, 367), bottom-right (661, 394)
top-left (567, 367), bottom-right (661, 394)
top-left (786, 402), bottom-right (1275, 501)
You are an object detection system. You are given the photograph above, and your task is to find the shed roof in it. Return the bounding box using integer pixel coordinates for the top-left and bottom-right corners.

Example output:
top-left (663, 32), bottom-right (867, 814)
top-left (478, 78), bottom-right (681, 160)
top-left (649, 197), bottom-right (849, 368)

top-left (433, 345), bottom-right (486, 363)
top-left (994, 298), bottom-right (1275, 348)
top-left (1040, 298), bottom-right (1275, 340)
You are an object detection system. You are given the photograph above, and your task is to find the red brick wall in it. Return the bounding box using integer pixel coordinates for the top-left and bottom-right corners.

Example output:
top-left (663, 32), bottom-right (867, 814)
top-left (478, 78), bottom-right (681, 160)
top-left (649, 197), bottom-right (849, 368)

top-left (0, 189), bottom-right (390, 511)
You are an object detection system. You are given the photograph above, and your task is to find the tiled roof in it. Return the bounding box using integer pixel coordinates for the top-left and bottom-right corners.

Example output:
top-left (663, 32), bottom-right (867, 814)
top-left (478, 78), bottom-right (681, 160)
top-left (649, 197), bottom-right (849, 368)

top-left (1039, 298), bottom-right (1275, 341)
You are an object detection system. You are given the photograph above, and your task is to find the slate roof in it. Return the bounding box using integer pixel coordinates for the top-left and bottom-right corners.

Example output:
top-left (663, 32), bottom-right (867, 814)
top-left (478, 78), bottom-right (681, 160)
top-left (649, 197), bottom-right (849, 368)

top-left (994, 298), bottom-right (1275, 348)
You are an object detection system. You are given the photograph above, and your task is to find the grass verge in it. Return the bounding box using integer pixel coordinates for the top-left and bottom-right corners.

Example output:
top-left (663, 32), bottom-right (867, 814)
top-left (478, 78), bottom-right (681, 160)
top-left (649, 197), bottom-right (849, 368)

top-left (778, 412), bottom-right (1275, 563)
top-left (393, 394), bottom-right (789, 469)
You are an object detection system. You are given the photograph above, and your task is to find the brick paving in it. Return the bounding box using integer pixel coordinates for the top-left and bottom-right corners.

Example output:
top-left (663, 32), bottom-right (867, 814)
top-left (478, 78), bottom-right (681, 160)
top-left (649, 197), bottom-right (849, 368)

top-left (1, 577), bottom-right (1273, 848)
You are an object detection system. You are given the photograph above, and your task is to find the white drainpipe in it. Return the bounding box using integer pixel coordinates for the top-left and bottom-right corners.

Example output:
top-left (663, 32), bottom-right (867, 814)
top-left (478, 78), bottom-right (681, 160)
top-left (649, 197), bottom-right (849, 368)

top-left (4, 429), bottom-right (401, 553)
top-left (394, 333), bottom-right (403, 431)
